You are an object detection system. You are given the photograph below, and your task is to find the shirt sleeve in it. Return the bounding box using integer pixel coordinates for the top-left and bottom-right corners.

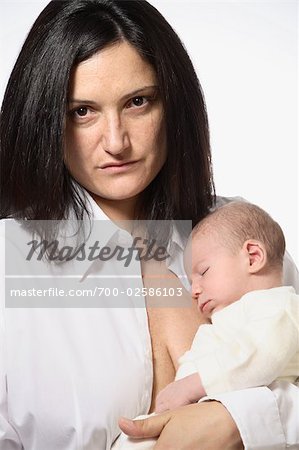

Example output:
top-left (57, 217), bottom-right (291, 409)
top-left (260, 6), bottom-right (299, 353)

top-left (0, 227), bottom-right (22, 448)
top-left (0, 338), bottom-right (23, 448)
top-left (204, 381), bottom-right (299, 450)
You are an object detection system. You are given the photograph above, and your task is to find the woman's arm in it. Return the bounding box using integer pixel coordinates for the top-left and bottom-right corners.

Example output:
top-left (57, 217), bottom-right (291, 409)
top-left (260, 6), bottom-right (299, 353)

top-left (119, 401), bottom-right (243, 450)
top-left (209, 381), bottom-right (299, 449)
top-left (119, 381), bottom-right (299, 449)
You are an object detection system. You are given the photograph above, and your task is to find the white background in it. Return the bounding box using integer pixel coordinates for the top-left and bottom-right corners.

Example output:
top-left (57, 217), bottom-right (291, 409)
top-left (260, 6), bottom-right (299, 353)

top-left (0, 0), bottom-right (298, 266)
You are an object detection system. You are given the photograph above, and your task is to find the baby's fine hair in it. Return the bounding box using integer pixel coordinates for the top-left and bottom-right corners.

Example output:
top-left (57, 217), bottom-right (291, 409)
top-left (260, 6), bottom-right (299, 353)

top-left (193, 201), bottom-right (286, 269)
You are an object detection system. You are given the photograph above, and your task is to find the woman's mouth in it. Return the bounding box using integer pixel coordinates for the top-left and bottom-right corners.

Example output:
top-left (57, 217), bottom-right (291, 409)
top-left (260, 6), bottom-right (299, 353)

top-left (98, 161), bottom-right (139, 173)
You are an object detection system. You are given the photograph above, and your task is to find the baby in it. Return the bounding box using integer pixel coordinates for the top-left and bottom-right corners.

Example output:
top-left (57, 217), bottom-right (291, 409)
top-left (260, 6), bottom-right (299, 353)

top-left (114, 201), bottom-right (299, 448)
top-left (155, 200), bottom-right (299, 412)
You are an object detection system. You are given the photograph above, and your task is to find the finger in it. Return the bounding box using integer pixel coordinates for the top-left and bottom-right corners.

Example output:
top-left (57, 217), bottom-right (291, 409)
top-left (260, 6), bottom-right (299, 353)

top-left (118, 414), bottom-right (171, 439)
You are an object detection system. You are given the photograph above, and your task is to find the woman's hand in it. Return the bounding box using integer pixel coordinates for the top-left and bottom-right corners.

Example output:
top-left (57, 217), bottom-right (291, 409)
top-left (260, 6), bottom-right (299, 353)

top-left (119, 401), bottom-right (244, 450)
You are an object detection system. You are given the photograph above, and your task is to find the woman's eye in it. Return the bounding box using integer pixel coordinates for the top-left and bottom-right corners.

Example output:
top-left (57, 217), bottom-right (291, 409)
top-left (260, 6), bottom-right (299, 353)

top-left (132, 97), bottom-right (146, 107)
top-left (75, 107), bottom-right (88, 117)
top-left (68, 106), bottom-right (93, 122)
top-left (126, 96), bottom-right (149, 108)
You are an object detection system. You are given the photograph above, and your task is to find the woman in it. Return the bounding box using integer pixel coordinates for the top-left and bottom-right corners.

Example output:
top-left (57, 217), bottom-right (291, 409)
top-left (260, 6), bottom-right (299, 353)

top-left (0, 1), bottom-right (298, 449)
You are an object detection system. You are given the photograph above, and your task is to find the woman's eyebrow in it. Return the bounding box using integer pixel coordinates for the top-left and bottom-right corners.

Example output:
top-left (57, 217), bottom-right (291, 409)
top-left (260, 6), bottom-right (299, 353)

top-left (68, 99), bottom-right (98, 105)
top-left (121, 85), bottom-right (159, 100)
top-left (68, 85), bottom-right (159, 105)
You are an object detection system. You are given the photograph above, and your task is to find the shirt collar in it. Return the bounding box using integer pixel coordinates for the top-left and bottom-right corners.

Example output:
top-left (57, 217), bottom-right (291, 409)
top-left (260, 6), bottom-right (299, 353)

top-left (80, 184), bottom-right (188, 251)
top-left (72, 183), bottom-right (188, 281)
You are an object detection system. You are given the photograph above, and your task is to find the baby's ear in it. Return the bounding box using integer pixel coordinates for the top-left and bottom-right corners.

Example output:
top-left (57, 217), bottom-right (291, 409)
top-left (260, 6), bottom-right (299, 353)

top-left (242, 239), bottom-right (267, 273)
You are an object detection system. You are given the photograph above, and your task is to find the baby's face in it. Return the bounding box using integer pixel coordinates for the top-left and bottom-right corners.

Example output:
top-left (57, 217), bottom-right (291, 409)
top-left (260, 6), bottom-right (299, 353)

top-left (190, 232), bottom-right (249, 319)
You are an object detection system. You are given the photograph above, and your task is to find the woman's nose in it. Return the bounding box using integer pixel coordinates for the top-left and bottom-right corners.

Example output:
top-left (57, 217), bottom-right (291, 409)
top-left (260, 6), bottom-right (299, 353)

top-left (101, 113), bottom-right (130, 155)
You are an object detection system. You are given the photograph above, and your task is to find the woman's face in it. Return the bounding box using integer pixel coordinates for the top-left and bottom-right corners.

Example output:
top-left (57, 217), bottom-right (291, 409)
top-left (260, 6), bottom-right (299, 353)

top-left (65, 41), bottom-right (166, 213)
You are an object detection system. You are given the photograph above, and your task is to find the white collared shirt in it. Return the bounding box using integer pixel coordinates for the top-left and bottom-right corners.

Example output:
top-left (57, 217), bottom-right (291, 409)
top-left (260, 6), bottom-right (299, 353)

top-left (0, 191), bottom-right (298, 449)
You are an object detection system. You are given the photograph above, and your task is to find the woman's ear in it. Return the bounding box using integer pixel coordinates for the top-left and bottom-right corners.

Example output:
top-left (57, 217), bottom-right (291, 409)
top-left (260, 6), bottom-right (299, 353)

top-left (242, 239), bottom-right (267, 273)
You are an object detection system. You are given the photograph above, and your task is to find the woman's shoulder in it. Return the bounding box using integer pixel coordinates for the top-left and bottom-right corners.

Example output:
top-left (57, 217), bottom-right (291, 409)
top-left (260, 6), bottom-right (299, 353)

top-left (0, 219), bottom-right (13, 245)
top-left (213, 195), bottom-right (246, 210)
top-left (0, 217), bottom-right (20, 231)
top-left (0, 218), bottom-right (26, 246)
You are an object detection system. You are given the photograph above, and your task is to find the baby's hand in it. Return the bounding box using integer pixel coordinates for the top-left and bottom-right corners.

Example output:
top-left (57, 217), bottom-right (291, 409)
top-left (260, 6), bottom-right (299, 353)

top-left (155, 373), bottom-right (205, 413)
top-left (155, 379), bottom-right (190, 413)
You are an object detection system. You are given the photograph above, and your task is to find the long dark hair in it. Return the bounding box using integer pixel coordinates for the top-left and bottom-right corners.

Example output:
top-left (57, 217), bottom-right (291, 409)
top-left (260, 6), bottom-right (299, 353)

top-left (0, 0), bottom-right (215, 226)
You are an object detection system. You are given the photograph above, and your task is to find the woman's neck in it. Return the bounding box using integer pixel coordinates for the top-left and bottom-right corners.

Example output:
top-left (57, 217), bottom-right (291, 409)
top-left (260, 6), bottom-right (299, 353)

top-left (90, 193), bottom-right (139, 221)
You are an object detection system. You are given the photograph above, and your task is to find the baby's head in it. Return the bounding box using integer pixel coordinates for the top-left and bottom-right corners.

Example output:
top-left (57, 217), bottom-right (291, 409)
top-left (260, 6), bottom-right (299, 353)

top-left (186, 201), bottom-right (285, 319)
